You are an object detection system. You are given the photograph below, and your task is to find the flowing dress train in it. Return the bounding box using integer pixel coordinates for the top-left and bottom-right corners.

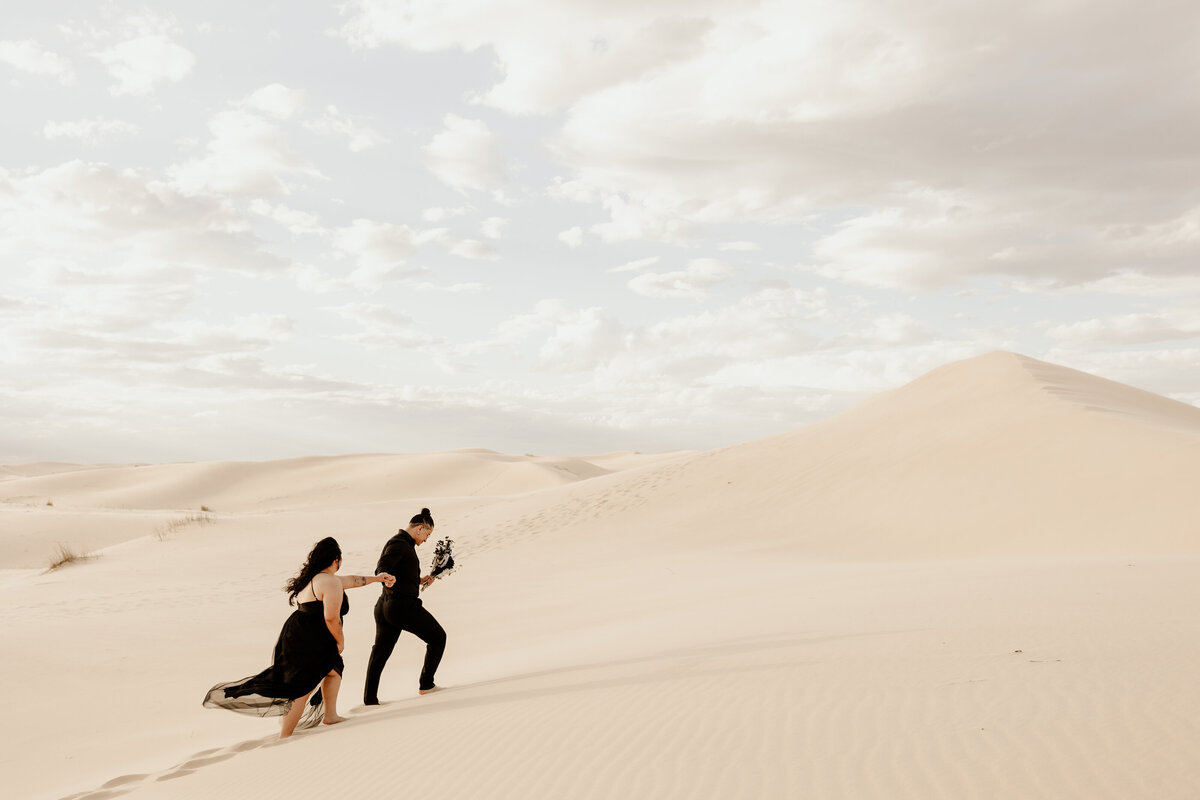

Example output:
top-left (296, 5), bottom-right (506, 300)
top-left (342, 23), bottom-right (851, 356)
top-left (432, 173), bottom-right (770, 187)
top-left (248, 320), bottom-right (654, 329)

top-left (203, 594), bottom-right (348, 729)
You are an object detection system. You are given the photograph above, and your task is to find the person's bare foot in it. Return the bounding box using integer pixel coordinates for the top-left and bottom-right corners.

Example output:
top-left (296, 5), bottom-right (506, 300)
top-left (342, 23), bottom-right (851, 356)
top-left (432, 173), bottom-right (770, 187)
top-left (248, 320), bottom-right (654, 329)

top-left (418, 686), bottom-right (441, 695)
top-left (322, 715), bottom-right (349, 725)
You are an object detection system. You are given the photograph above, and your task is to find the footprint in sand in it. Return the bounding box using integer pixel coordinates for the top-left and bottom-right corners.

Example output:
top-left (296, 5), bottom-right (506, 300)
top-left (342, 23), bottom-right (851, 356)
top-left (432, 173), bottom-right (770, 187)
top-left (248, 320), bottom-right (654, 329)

top-left (99, 774), bottom-right (150, 788)
top-left (156, 769), bottom-right (195, 782)
top-left (177, 753), bottom-right (236, 769)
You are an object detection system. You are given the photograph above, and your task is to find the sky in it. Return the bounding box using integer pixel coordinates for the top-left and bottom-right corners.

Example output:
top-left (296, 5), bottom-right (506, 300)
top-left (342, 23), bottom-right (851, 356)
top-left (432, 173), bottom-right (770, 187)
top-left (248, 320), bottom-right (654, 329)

top-left (2, 0), bottom-right (1199, 464)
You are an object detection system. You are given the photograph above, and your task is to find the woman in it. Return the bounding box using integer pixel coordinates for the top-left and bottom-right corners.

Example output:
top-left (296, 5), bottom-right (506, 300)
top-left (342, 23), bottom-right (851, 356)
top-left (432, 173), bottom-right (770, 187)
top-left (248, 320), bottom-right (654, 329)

top-left (203, 537), bottom-right (395, 738)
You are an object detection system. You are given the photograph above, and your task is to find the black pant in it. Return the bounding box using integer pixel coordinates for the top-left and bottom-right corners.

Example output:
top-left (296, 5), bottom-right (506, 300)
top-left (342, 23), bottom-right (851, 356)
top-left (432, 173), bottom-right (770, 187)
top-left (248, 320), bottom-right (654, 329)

top-left (364, 596), bottom-right (446, 702)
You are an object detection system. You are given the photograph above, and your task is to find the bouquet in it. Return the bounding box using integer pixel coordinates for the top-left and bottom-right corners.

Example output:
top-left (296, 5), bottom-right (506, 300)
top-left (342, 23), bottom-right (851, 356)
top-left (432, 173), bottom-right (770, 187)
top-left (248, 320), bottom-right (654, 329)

top-left (425, 537), bottom-right (457, 588)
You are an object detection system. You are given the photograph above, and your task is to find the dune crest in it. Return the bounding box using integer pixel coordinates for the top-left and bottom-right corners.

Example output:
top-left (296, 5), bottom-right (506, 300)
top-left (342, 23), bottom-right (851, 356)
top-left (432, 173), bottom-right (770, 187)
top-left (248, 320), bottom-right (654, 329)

top-left (475, 351), bottom-right (1200, 557)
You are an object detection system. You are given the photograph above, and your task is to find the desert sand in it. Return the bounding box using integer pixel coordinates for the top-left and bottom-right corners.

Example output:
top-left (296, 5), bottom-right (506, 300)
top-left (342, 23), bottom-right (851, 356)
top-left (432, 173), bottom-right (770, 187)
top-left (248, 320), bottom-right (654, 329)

top-left (3, 351), bottom-right (1199, 799)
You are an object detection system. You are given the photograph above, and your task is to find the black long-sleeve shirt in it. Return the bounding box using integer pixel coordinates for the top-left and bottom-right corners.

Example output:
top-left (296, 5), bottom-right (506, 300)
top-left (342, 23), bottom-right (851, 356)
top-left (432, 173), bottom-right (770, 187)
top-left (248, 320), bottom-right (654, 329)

top-left (375, 531), bottom-right (420, 600)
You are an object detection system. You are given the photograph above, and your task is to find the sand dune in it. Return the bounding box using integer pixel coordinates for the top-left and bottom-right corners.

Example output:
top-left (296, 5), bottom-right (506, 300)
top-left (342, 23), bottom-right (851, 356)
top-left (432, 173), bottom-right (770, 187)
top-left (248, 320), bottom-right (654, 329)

top-left (475, 351), bottom-right (1200, 557)
top-left (4, 351), bottom-right (1200, 800)
top-left (0, 451), bottom-right (619, 513)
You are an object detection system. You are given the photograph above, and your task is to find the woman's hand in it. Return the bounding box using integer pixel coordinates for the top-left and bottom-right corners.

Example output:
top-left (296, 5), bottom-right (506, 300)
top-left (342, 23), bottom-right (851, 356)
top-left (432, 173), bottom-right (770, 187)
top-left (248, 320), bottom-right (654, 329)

top-left (378, 572), bottom-right (396, 588)
top-left (337, 639), bottom-right (345, 654)
top-left (420, 574), bottom-right (434, 591)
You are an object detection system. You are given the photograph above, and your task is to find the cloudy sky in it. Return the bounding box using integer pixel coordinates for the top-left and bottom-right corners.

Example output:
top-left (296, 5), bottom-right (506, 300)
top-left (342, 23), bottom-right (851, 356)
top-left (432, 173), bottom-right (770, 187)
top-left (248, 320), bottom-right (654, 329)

top-left (2, 1), bottom-right (1198, 463)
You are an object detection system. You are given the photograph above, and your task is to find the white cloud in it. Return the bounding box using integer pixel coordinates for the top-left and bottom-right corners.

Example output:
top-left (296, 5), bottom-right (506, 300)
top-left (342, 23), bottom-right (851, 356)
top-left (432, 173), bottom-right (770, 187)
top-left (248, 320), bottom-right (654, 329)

top-left (423, 206), bottom-right (468, 222)
top-left (718, 241), bottom-right (761, 251)
top-left (0, 40), bottom-right (75, 83)
top-left (1013, 272), bottom-right (1200, 298)
top-left (558, 226), bottom-right (583, 248)
top-left (609, 256), bottom-right (659, 273)
top-left (94, 34), bottom-right (195, 95)
top-left (1046, 311), bottom-right (1200, 346)
top-left (306, 105), bottom-right (388, 151)
top-left (0, 161), bottom-right (285, 277)
top-left (169, 109), bottom-right (323, 196)
top-left (538, 308), bottom-right (624, 372)
top-left (349, 0), bottom-right (1200, 286)
top-left (330, 218), bottom-right (441, 288)
top-left (1040, 347), bottom-right (1200, 401)
top-left (627, 258), bottom-right (735, 299)
top-left (43, 118), bottom-right (138, 146)
top-left (481, 217), bottom-right (508, 239)
top-left (422, 114), bottom-right (505, 192)
top-left (470, 299), bottom-right (625, 372)
top-left (248, 199), bottom-right (326, 235)
top-left (329, 303), bottom-right (443, 348)
top-left (244, 83), bottom-right (307, 119)
top-left (340, 0), bottom-right (721, 114)
top-left (334, 218), bottom-right (429, 263)
top-left (842, 313), bottom-right (931, 346)
top-left (449, 239), bottom-right (500, 260)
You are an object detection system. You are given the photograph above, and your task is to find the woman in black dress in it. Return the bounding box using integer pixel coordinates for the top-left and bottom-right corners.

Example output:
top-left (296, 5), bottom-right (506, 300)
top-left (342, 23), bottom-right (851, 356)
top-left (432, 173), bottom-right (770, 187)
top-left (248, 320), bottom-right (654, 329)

top-left (203, 537), bottom-right (395, 738)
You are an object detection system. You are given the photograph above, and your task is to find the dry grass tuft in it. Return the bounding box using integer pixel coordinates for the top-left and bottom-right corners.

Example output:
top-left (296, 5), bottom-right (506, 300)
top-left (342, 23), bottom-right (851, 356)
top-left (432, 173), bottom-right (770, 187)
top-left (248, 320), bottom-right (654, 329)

top-left (155, 511), bottom-right (216, 542)
top-left (46, 543), bottom-right (96, 572)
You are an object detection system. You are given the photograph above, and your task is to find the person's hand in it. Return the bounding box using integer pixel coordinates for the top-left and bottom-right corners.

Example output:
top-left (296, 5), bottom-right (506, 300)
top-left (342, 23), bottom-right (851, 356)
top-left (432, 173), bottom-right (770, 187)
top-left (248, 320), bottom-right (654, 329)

top-left (379, 572), bottom-right (396, 588)
top-left (420, 574), bottom-right (434, 591)
top-left (337, 639), bottom-right (345, 654)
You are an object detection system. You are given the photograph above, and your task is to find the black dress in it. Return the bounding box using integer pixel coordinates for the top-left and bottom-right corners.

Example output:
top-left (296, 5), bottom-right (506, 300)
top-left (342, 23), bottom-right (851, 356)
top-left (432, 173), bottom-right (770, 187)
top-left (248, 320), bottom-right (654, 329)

top-left (203, 592), bottom-right (348, 727)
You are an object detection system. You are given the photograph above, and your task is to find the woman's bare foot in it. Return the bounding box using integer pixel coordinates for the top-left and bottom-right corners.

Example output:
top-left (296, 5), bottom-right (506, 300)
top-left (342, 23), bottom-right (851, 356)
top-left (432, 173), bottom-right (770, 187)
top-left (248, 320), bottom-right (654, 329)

top-left (418, 685), bottom-right (441, 695)
top-left (322, 715), bottom-right (349, 725)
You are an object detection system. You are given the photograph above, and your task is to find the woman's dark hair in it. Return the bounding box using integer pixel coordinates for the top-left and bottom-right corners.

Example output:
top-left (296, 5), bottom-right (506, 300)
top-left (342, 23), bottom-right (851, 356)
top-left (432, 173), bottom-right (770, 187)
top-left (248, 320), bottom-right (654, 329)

top-left (409, 507), bottom-right (434, 527)
top-left (285, 536), bottom-right (342, 606)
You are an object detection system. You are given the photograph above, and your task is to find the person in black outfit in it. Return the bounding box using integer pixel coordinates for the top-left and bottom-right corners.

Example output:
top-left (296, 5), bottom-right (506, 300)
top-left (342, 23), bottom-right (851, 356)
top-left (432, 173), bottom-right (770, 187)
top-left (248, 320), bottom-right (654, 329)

top-left (203, 537), bottom-right (395, 737)
top-left (363, 507), bottom-right (447, 704)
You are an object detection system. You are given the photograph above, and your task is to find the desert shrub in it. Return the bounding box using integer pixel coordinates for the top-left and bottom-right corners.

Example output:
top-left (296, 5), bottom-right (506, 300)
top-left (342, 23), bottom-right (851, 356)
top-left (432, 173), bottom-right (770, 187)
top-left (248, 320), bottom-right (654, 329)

top-left (46, 543), bottom-right (95, 572)
top-left (155, 511), bottom-right (215, 541)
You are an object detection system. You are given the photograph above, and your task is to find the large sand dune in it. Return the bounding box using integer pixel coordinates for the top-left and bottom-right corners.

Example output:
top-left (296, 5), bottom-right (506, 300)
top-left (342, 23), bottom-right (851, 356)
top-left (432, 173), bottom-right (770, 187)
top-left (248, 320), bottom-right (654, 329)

top-left (3, 351), bottom-right (1199, 799)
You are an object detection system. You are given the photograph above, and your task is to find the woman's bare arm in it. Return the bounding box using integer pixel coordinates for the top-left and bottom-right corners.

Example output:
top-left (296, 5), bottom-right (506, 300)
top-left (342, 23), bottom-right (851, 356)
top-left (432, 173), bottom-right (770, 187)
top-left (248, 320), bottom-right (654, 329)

top-left (339, 573), bottom-right (395, 590)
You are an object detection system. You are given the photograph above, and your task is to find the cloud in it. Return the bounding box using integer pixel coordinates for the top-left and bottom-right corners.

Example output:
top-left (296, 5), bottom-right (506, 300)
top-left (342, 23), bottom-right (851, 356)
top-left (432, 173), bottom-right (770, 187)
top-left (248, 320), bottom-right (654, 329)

top-left (94, 34), bottom-right (195, 95)
top-left (558, 226), bottom-right (583, 248)
top-left (333, 218), bottom-right (432, 263)
top-left (0, 40), bottom-right (75, 83)
top-left (1046, 310), bottom-right (1200, 346)
top-left (609, 256), bottom-right (659, 273)
top-left (353, 0), bottom-right (1200, 287)
top-left (244, 83), bottom-right (307, 119)
top-left (481, 217), bottom-right (508, 239)
top-left (627, 258), bottom-right (735, 299)
top-left (423, 206), bottom-right (468, 222)
top-left (1013, 272), bottom-right (1200, 298)
top-left (0, 161), bottom-right (286, 277)
top-left (43, 118), bottom-right (138, 146)
top-left (1041, 346), bottom-right (1200, 401)
top-left (248, 199), bottom-right (326, 235)
top-left (328, 303), bottom-right (445, 349)
top-left (538, 307), bottom-right (624, 372)
top-left (841, 313), bottom-right (931, 346)
top-left (306, 105), bottom-right (388, 151)
top-left (339, 0), bottom-right (720, 114)
top-left (169, 109), bottom-right (323, 196)
top-left (5, 293), bottom-right (294, 374)
top-left (329, 219), bottom-right (442, 288)
top-left (422, 114), bottom-right (505, 192)
top-left (449, 239), bottom-right (500, 260)
top-left (718, 241), bottom-right (761, 251)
